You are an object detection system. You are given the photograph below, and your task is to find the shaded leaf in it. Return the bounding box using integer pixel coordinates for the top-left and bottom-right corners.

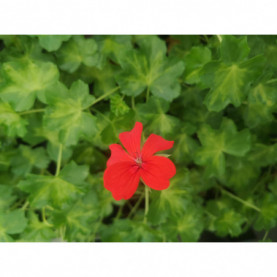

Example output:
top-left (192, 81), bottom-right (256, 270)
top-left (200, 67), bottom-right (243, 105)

top-left (116, 35), bottom-right (184, 101)
top-left (0, 60), bottom-right (59, 111)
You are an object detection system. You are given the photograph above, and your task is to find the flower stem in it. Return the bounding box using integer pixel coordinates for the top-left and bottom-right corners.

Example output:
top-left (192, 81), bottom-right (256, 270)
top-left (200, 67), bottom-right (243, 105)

top-left (85, 87), bottom-right (119, 110)
top-left (144, 185), bottom-right (149, 224)
top-left (145, 87), bottom-right (150, 103)
top-left (127, 193), bottom-right (144, 219)
top-left (19, 109), bottom-right (45, 115)
top-left (115, 205), bottom-right (124, 220)
top-left (219, 186), bottom-right (261, 212)
top-left (55, 144), bottom-right (63, 177)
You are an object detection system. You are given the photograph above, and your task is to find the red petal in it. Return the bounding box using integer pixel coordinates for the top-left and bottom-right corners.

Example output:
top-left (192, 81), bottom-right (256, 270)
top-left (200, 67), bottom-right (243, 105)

top-left (141, 156), bottom-right (176, 190)
top-left (106, 144), bottom-right (133, 167)
top-left (104, 161), bottom-right (141, 200)
top-left (119, 122), bottom-right (143, 157)
top-left (142, 134), bottom-right (174, 159)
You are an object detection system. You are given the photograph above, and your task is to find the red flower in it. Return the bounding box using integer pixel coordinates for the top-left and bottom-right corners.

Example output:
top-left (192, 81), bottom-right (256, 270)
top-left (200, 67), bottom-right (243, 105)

top-left (103, 122), bottom-right (176, 200)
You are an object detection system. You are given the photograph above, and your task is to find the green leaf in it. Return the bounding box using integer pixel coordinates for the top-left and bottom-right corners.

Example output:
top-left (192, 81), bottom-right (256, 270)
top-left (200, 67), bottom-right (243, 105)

top-left (248, 143), bottom-right (277, 167)
top-left (43, 80), bottom-right (98, 146)
top-left (244, 82), bottom-right (277, 127)
top-left (137, 97), bottom-right (181, 138)
top-left (195, 118), bottom-right (251, 178)
top-left (11, 145), bottom-right (50, 176)
top-left (200, 37), bottom-right (264, 111)
top-left (148, 171), bottom-right (191, 225)
top-left (56, 36), bottom-right (98, 73)
top-left (52, 191), bottom-right (100, 242)
top-left (59, 161), bottom-right (89, 185)
top-left (99, 110), bottom-right (136, 145)
top-left (206, 199), bottom-right (246, 237)
top-left (163, 203), bottom-right (204, 242)
top-left (116, 35), bottom-right (185, 101)
top-left (19, 212), bottom-right (56, 242)
top-left (184, 46), bottom-right (212, 84)
top-left (110, 94), bottom-right (130, 117)
top-left (0, 60), bottom-right (59, 111)
top-left (0, 210), bottom-right (27, 241)
top-left (0, 100), bottom-right (27, 137)
top-left (87, 173), bottom-right (114, 218)
top-left (220, 35), bottom-right (250, 64)
top-left (38, 35), bottom-right (71, 52)
top-left (73, 143), bottom-right (106, 173)
top-left (18, 163), bottom-right (86, 209)
top-left (0, 185), bottom-right (16, 210)
top-left (215, 210), bottom-right (245, 237)
top-left (172, 124), bottom-right (199, 165)
top-left (254, 194), bottom-right (277, 231)
top-left (89, 63), bottom-right (118, 96)
top-left (101, 219), bottom-right (162, 242)
top-left (269, 178), bottom-right (277, 197)
top-left (224, 156), bottom-right (260, 193)
top-left (94, 35), bottom-right (133, 69)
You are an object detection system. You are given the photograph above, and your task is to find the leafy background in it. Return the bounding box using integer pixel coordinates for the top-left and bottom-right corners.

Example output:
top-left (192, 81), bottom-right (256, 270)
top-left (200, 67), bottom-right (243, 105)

top-left (0, 35), bottom-right (276, 242)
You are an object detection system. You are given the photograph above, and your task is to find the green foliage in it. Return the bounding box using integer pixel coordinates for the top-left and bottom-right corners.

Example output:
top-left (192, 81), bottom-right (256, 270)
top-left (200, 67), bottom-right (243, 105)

top-left (206, 199), bottom-right (246, 237)
top-left (43, 80), bottom-right (98, 146)
top-left (200, 36), bottom-right (264, 112)
top-left (195, 118), bottom-right (251, 178)
top-left (0, 101), bottom-right (27, 137)
top-left (0, 35), bottom-right (276, 242)
top-left (18, 161), bottom-right (88, 209)
top-left (116, 35), bottom-right (185, 101)
top-left (38, 35), bottom-right (71, 52)
top-left (0, 210), bottom-right (27, 241)
top-left (56, 35), bottom-right (98, 73)
top-left (0, 59), bottom-right (59, 112)
top-left (110, 94), bottom-right (130, 116)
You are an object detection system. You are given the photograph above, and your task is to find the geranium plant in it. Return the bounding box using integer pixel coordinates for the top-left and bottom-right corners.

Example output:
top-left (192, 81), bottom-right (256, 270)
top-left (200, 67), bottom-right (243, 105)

top-left (0, 35), bottom-right (276, 242)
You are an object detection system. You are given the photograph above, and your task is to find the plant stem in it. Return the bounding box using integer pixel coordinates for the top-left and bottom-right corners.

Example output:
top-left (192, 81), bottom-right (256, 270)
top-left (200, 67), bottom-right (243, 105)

top-left (131, 96), bottom-right (136, 110)
top-left (21, 201), bottom-right (29, 210)
top-left (217, 35), bottom-right (222, 43)
top-left (144, 185), bottom-right (149, 224)
top-left (263, 230), bottom-right (269, 241)
top-left (115, 205), bottom-right (124, 220)
top-left (19, 109), bottom-right (45, 115)
top-left (91, 215), bottom-right (103, 242)
top-left (85, 87), bottom-right (119, 109)
top-left (204, 210), bottom-right (216, 219)
top-left (146, 87), bottom-right (150, 103)
top-left (266, 78), bottom-right (277, 84)
top-left (127, 193), bottom-right (144, 219)
top-left (220, 187), bottom-right (261, 212)
top-left (92, 108), bottom-right (118, 137)
top-left (55, 144), bottom-right (63, 177)
top-left (42, 207), bottom-right (53, 227)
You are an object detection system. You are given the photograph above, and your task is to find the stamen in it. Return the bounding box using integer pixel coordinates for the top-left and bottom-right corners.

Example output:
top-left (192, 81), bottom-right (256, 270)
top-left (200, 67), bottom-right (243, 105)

top-left (134, 153), bottom-right (143, 167)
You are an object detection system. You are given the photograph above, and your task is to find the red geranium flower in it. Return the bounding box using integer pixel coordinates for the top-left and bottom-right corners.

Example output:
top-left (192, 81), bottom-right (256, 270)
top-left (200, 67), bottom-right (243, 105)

top-left (103, 122), bottom-right (176, 200)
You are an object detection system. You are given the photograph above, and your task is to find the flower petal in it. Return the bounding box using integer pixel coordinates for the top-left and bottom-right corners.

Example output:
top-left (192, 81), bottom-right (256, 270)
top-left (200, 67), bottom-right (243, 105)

top-left (106, 144), bottom-right (133, 167)
top-left (119, 122), bottom-right (143, 157)
top-left (104, 161), bottom-right (141, 200)
top-left (141, 156), bottom-right (176, 190)
top-left (142, 134), bottom-right (174, 158)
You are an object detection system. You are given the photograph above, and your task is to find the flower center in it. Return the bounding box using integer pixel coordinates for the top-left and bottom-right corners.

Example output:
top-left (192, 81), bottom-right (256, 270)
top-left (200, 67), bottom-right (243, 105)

top-left (134, 153), bottom-right (143, 167)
